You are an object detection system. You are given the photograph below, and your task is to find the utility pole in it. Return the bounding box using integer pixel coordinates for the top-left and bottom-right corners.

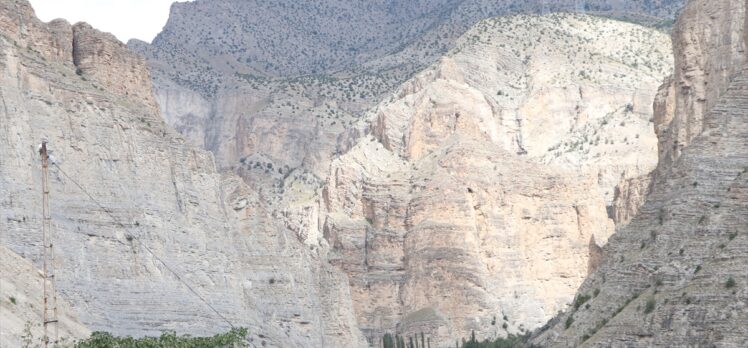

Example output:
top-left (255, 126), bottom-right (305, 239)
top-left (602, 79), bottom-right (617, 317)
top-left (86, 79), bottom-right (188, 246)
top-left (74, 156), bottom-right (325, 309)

top-left (40, 142), bottom-right (59, 347)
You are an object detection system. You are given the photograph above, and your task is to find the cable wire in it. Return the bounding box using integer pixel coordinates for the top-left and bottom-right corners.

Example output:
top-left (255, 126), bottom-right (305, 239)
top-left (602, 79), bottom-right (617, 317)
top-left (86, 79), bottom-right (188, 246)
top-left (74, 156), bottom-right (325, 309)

top-left (51, 162), bottom-right (236, 329)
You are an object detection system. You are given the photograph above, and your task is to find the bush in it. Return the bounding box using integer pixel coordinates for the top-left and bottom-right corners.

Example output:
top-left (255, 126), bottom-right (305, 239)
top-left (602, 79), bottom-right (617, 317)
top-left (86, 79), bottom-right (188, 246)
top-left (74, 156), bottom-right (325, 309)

top-left (75, 328), bottom-right (249, 348)
top-left (726, 277), bottom-right (736, 289)
top-left (644, 298), bottom-right (655, 314)
top-left (565, 315), bottom-right (574, 329)
top-left (573, 294), bottom-right (591, 310)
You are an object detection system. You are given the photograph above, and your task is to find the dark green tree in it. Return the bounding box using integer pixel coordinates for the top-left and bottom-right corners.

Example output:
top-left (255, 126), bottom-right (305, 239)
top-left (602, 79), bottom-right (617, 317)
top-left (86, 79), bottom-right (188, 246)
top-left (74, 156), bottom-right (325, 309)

top-left (383, 333), bottom-right (395, 348)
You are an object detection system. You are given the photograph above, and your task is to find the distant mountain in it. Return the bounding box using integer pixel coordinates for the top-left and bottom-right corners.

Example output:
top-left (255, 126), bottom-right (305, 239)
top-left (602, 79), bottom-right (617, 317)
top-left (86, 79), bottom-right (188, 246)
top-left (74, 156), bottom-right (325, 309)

top-left (147, 0), bottom-right (683, 78)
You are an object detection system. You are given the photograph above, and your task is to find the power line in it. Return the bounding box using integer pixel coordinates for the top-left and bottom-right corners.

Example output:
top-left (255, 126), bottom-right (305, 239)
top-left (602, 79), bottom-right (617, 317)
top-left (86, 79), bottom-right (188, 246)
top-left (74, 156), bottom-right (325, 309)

top-left (51, 162), bottom-right (236, 329)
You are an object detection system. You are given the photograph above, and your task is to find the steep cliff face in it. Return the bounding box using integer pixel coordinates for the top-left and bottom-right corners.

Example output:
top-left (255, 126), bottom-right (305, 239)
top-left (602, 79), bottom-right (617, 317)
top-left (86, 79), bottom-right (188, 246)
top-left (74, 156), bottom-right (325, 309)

top-left (320, 13), bottom-right (672, 346)
top-left (0, 2), bottom-right (364, 347)
top-left (654, 0), bottom-right (746, 169)
top-left (532, 0), bottom-right (748, 346)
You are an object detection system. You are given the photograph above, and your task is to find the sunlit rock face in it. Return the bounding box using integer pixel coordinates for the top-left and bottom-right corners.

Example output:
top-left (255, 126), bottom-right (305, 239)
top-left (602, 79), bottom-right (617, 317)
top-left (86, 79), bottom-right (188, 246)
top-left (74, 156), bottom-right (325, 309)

top-left (322, 13), bottom-right (672, 346)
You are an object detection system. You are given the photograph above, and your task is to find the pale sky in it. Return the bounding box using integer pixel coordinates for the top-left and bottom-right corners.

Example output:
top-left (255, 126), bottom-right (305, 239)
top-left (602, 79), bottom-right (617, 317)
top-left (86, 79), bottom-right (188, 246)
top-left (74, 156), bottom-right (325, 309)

top-left (29, 0), bottom-right (193, 43)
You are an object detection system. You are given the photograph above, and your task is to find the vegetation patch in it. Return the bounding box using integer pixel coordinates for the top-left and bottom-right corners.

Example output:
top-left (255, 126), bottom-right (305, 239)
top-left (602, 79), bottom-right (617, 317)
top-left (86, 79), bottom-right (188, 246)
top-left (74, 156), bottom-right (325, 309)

top-left (644, 297), bottom-right (656, 314)
top-left (565, 315), bottom-right (575, 329)
top-left (74, 328), bottom-right (249, 348)
top-left (573, 294), bottom-right (592, 310)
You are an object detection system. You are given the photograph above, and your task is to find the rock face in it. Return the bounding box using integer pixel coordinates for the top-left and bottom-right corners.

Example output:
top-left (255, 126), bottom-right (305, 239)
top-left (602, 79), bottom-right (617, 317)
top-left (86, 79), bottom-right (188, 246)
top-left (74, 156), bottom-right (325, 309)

top-left (0, 246), bottom-right (90, 347)
top-left (71, 23), bottom-right (158, 111)
top-left (531, 0), bottom-right (748, 346)
top-left (320, 13), bottom-right (672, 346)
top-left (131, 0), bottom-right (685, 195)
top-left (0, 2), bottom-right (364, 347)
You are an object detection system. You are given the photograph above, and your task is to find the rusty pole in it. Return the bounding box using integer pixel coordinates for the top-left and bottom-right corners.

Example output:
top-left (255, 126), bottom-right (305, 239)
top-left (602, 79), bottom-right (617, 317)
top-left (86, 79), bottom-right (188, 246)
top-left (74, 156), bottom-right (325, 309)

top-left (40, 142), bottom-right (59, 347)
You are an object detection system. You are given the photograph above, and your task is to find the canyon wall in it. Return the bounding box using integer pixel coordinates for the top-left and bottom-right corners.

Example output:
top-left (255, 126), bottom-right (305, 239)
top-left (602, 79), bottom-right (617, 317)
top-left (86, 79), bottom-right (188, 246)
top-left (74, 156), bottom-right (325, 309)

top-left (532, 0), bottom-right (748, 346)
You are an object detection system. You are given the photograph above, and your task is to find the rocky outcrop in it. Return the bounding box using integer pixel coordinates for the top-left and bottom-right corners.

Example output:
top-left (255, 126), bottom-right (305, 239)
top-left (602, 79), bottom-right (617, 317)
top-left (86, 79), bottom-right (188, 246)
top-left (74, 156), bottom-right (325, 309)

top-left (531, 0), bottom-right (748, 346)
top-left (0, 2), bottom-right (364, 347)
top-left (321, 13), bottom-right (672, 346)
top-left (654, 0), bottom-right (746, 168)
top-left (0, 246), bottom-right (90, 347)
top-left (0, 1), bottom-right (157, 110)
top-left (72, 23), bottom-right (158, 111)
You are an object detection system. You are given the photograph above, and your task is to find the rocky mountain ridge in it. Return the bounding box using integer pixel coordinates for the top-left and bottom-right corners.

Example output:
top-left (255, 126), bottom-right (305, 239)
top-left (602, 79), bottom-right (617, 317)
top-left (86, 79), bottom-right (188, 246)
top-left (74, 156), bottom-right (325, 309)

top-left (130, 0), bottom-right (685, 195)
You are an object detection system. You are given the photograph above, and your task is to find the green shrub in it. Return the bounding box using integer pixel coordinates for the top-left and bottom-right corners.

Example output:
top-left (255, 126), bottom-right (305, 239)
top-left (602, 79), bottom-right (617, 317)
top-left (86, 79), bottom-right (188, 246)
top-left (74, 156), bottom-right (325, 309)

top-left (573, 294), bottom-right (591, 310)
top-left (644, 298), bottom-right (655, 314)
top-left (726, 277), bottom-right (737, 289)
top-left (75, 328), bottom-right (249, 348)
top-left (565, 316), bottom-right (574, 329)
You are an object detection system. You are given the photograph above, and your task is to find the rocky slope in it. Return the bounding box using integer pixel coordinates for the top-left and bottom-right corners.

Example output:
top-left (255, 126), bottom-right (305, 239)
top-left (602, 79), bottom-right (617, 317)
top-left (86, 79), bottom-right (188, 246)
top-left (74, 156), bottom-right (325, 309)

top-left (532, 0), bottom-right (748, 346)
top-left (0, 246), bottom-right (90, 347)
top-left (319, 13), bottom-right (672, 346)
top-left (130, 0), bottom-right (685, 201)
top-left (0, 1), bottom-right (364, 347)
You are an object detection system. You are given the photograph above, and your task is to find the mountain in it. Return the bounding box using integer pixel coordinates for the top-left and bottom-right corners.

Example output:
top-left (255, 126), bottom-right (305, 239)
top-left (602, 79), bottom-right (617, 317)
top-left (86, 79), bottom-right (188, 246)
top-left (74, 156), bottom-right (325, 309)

top-left (0, 1), bottom-right (364, 346)
top-left (130, 0), bottom-right (685, 199)
top-left (320, 12), bottom-right (672, 345)
top-left (531, 0), bottom-right (748, 346)
top-left (0, 0), bottom-right (696, 347)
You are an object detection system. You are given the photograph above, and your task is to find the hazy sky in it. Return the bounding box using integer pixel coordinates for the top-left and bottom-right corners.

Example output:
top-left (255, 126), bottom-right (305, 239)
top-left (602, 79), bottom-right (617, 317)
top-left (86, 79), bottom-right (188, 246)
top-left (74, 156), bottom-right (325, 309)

top-left (28, 0), bottom-right (193, 43)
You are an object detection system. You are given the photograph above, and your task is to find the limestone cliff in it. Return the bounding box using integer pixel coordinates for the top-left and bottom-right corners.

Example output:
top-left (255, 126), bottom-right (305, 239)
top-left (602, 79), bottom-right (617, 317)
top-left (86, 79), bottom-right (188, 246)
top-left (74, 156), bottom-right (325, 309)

top-left (532, 0), bottom-right (748, 346)
top-left (0, 1), bottom-right (364, 347)
top-left (320, 13), bottom-right (672, 346)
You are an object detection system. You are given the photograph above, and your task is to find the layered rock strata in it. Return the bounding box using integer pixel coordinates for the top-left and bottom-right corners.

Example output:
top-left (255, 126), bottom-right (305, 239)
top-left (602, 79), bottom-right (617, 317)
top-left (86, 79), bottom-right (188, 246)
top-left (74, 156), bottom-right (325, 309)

top-left (0, 2), bottom-right (364, 346)
top-left (0, 246), bottom-right (90, 347)
top-left (532, 0), bottom-right (748, 346)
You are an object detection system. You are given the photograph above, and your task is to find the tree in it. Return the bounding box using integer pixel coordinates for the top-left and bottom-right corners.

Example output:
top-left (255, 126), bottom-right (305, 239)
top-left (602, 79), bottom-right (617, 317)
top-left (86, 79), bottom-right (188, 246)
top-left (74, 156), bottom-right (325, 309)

top-left (383, 333), bottom-right (395, 348)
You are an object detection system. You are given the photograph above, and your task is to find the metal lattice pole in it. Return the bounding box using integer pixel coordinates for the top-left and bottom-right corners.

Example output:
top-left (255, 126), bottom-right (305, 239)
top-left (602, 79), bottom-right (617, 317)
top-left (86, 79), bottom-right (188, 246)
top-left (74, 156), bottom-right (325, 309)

top-left (40, 142), bottom-right (59, 347)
